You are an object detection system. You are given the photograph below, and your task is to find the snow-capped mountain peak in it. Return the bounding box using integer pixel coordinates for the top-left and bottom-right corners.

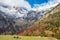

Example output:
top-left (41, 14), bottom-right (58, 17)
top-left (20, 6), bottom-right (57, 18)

top-left (0, 3), bottom-right (28, 18)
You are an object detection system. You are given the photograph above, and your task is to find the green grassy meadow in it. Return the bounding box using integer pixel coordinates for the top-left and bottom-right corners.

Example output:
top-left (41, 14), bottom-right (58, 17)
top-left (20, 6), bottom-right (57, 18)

top-left (0, 35), bottom-right (58, 40)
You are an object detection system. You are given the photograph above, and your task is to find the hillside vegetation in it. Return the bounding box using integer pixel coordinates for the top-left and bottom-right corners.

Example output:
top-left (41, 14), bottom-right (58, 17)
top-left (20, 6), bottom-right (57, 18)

top-left (18, 4), bottom-right (60, 39)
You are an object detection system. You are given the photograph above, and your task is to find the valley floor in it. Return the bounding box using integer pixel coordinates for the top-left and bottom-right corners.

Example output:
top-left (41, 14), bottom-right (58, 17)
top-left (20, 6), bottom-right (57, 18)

top-left (0, 35), bottom-right (58, 40)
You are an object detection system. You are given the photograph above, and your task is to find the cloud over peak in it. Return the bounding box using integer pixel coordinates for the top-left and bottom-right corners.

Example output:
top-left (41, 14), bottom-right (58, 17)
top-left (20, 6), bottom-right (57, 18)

top-left (0, 0), bottom-right (60, 10)
top-left (0, 0), bottom-right (31, 10)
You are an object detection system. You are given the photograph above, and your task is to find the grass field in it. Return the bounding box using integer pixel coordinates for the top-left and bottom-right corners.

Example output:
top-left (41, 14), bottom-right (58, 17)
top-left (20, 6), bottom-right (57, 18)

top-left (0, 35), bottom-right (58, 40)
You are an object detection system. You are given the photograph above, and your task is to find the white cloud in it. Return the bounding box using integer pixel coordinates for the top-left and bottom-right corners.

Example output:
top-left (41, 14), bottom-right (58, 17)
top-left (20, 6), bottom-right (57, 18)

top-left (33, 0), bottom-right (60, 11)
top-left (0, 0), bottom-right (60, 11)
top-left (0, 0), bottom-right (31, 10)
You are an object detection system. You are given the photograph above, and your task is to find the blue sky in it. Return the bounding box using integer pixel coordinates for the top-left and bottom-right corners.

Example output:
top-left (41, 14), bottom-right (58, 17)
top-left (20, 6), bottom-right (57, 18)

top-left (26, 0), bottom-right (48, 7)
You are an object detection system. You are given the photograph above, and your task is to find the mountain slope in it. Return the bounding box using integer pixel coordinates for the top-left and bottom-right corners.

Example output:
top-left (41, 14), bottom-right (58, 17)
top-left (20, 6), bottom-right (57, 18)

top-left (0, 3), bottom-right (49, 34)
top-left (18, 4), bottom-right (60, 39)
